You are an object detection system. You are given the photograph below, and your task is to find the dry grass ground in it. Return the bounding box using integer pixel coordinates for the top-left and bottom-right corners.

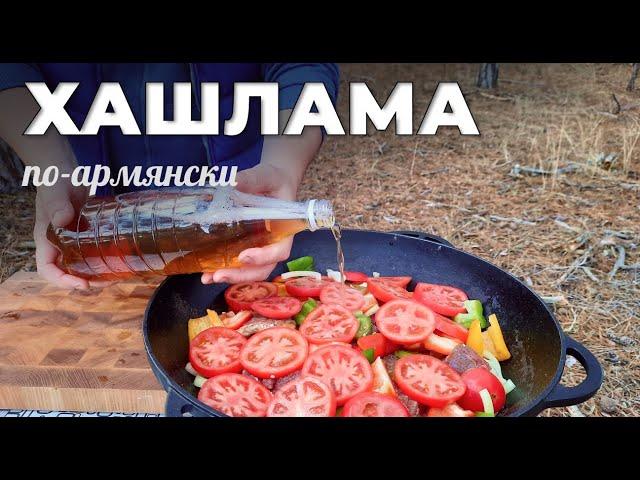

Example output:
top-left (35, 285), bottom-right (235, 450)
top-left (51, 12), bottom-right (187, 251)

top-left (1, 63), bottom-right (638, 416)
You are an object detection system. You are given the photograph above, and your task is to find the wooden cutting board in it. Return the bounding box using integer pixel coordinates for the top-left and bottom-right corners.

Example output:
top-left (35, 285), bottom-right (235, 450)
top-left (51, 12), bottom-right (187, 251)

top-left (0, 271), bottom-right (167, 413)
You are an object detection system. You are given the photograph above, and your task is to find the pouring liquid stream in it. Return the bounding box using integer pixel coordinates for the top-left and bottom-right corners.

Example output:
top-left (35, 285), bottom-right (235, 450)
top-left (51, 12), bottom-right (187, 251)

top-left (330, 223), bottom-right (346, 284)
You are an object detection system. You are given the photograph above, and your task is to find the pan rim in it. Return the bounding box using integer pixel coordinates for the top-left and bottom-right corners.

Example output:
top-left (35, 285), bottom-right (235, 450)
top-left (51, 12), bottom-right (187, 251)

top-left (143, 228), bottom-right (567, 417)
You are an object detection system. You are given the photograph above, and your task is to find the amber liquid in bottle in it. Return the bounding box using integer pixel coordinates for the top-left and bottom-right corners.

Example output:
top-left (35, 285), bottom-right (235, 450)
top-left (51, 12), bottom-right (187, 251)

top-left (47, 189), bottom-right (334, 282)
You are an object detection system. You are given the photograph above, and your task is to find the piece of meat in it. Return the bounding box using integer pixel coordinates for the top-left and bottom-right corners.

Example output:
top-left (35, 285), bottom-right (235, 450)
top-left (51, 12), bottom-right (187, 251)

top-left (395, 390), bottom-right (420, 417)
top-left (242, 369), bottom-right (276, 390)
top-left (237, 316), bottom-right (296, 337)
top-left (273, 370), bottom-right (301, 392)
top-left (444, 344), bottom-right (489, 374)
top-left (382, 354), bottom-right (398, 380)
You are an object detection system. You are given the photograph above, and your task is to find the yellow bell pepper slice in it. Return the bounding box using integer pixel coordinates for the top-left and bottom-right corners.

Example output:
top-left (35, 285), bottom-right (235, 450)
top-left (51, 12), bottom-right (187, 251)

top-left (188, 314), bottom-right (214, 342)
top-left (206, 309), bottom-right (224, 326)
top-left (487, 314), bottom-right (511, 361)
top-left (466, 319), bottom-right (484, 356)
top-left (482, 331), bottom-right (498, 357)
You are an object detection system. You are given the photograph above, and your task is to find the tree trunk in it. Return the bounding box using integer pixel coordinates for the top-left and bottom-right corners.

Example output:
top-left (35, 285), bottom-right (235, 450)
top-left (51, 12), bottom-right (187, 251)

top-left (476, 63), bottom-right (499, 89)
top-left (627, 63), bottom-right (639, 91)
top-left (0, 139), bottom-right (24, 193)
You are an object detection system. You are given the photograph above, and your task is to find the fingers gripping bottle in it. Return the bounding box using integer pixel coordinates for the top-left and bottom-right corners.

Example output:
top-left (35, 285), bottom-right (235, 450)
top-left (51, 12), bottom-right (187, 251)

top-left (47, 188), bottom-right (335, 282)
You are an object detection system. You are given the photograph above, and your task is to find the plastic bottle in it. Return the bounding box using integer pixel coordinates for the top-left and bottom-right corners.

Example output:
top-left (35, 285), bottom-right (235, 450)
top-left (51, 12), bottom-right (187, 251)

top-left (47, 187), bottom-right (335, 281)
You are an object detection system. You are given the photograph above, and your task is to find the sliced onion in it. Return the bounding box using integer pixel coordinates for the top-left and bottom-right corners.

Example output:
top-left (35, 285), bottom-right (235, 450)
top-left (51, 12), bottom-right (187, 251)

top-left (364, 304), bottom-right (380, 317)
top-left (483, 351), bottom-right (516, 394)
top-left (193, 375), bottom-right (207, 388)
top-left (280, 270), bottom-right (321, 280)
top-left (185, 362), bottom-right (198, 376)
top-left (326, 269), bottom-right (345, 282)
top-left (372, 272), bottom-right (381, 278)
top-left (503, 379), bottom-right (516, 394)
top-left (479, 388), bottom-right (494, 416)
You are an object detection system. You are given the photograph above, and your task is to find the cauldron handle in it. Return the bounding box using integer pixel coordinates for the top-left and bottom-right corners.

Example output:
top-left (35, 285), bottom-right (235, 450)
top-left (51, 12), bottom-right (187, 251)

top-left (391, 230), bottom-right (454, 248)
top-left (539, 335), bottom-right (603, 410)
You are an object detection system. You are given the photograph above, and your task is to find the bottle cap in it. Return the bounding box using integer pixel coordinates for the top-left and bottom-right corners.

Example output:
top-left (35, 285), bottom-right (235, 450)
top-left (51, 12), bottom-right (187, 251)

top-left (308, 199), bottom-right (334, 231)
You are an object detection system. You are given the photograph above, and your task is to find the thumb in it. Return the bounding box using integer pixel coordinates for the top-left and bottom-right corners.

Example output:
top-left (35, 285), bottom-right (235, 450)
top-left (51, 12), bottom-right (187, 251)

top-left (235, 164), bottom-right (278, 195)
top-left (41, 188), bottom-right (77, 228)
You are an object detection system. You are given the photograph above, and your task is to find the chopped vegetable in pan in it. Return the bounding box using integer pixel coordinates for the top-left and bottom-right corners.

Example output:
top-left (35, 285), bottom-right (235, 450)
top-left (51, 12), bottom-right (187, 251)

top-left (184, 259), bottom-right (516, 417)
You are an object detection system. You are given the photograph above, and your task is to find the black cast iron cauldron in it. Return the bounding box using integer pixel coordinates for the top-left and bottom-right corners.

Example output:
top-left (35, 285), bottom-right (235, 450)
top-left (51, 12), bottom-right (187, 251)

top-left (143, 229), bottom-right (602, 417)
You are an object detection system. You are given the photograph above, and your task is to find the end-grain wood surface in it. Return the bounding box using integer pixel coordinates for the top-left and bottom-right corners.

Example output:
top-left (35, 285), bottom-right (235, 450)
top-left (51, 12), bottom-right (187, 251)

top-left (0, 271), bottom-right (166, 413)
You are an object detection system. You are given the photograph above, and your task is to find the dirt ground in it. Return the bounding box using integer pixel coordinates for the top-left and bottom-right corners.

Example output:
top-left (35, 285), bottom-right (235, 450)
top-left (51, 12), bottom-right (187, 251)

top-left (1, 63), bottom-right (638, 416)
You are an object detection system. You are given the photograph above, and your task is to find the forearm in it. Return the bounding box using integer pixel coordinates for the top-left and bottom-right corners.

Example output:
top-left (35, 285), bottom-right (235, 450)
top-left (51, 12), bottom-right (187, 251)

top-left (260, 109), bottom-right (323, 199)
top-left (0, 87), bottom-right (77, 171)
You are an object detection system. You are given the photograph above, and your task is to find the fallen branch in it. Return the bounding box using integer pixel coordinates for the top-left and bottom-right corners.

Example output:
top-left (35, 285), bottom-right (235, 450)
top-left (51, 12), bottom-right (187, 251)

top-left (555, 246), bottom-right (594, 286)
top-left (510, 163), bottom-right (580, 177)
top-left (582, 266), bottom-right (600, 283)
top-left (554, 219), bottom-right (582, 233)
top-left (478, 91), bottom-right (513, 102)
top-left (609, 246), bottom-right (626, 279)
top-left (541, 295), bottom-right (567, 305)
top-left (488, 215), bottom-right (536, 226)
top-left (628, 63), bottom-right (639, 92)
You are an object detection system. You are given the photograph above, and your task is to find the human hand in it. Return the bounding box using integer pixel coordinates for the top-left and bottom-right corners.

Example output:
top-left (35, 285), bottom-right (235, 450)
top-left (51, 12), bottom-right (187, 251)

top-left (34, 181), bottom-right (90, 289)
top-left (200, 119), bottom-right (322, 286)
top-left (200, 162), bottom-right (297, 285)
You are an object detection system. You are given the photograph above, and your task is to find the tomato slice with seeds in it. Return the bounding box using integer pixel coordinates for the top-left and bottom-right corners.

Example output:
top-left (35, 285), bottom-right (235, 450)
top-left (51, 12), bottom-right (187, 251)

top-left (197, 373), bottom-right (272, 417)
top-left (284, 276), bottom-right (333, 298)
top-left (367, 278), bottom-right (412, 303)
top-left (344, 271), bottom-right (368, 283)
top-left (375, 299), bottom-right (436, 344)
top-left (427, 403), bottom-right (475, 417)
top-left (302, 344), bottom-right (374, 405)
top-left (320, 282), bottom-right (365, 311)
top-left (240, 327), bottom-right (308, 379)
top-left (394, 354), bottom-right (466, 408)
top-left (189, 327), bottom-right (246, 378)
top-left (225, 282), bottom-right (277, 312)
top-left (369, 276), bottom-right (412, 288)
top-left (414, 283), bottom-right (468, 317)
top-left (266, 376), bottom-right (336, 417)
top-left (434, 312), bottom-right (469, 342)
top-left (251, 296), bottom-right (302, 319)
top-left (342, 392), bottom-right (409, 417)
top-left (299, 304), bottom-right (359, 344)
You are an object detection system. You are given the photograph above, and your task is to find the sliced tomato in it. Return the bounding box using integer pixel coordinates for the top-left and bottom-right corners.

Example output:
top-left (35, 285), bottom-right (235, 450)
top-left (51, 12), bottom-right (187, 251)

top-left (427, 403), bottom-right (474, 417)
top-left (434, 313), bottom-right (469, 342)
top-left (368, 276), bottom-right (412, 288)
top-left (197, 373), bottom-right (272, 417)
top-left (394, 354), bottom-right (466, 408)
top-left (320, 282), bottom-right (365, 311)
top-left (423, 333), bottom-right (462, 356)
top-left (299, 304), bottom-right (359, 344)
top-left (267, 376), bottom-right (336, 417)
top-left (302, 344), bottom-right (374, 405)
top-left (251, 296), bottom-right (302, 319)
top-left (375, 299), bottom-right (436, 344)
top-left (240, 327), bottom-right (308, 379)
top-left (344, 271), bottom-right (368, 283)
top-left (371, 357), bottom-right (396, 396)
top-left (309, 341), bottom-right (353, 354)
top-left (189, 327), bottom-right (246, 378)
top-left (414, 283), bottom-right (468, 317)
top-left (342, 392), bottom-right (409, 417)
top-left (284, 276), bottom-right (332, 298)
top-left (367, 278), bottom-right (412, 303)
top-left (458, 367), bottom-right (506, 413)
top-left (225, 282), bottom-right (277, 312)
top-left (222, 310), bottom-right (252, 330)
top-left (357, 333), bottom-right (398, 359)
